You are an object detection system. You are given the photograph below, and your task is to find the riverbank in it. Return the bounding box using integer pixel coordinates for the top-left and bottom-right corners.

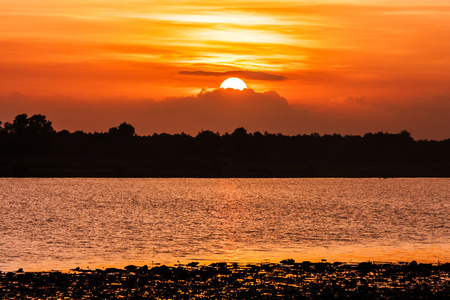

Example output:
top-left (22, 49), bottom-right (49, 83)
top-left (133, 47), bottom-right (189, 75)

top-left (1, 261), bottom-right (449, 299)
top-left (2, 155), bottom-right (449, 177)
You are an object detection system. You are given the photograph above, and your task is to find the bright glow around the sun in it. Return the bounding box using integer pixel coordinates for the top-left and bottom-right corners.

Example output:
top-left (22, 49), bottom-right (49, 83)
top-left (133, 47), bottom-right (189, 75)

top-left (220, 77), bottom-right (247, 90)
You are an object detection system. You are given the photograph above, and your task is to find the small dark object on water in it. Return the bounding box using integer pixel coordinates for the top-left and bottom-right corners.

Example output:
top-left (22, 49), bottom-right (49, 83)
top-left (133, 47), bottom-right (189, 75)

top-left (187, 262), bottom-right (199, 267)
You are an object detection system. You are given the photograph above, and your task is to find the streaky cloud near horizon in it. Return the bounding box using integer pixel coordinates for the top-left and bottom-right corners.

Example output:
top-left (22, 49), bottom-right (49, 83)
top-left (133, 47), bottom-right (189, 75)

top-left (179, 70), bottom-right (286, 81)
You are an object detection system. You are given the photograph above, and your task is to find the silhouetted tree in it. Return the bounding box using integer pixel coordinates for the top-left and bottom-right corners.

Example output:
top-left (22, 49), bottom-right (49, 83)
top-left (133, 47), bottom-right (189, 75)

top-left (229, 127), bottom-right (254, 160)
top-left (231, 127), bottom-right (248, 138)
top-left (196, 130), bottom-right (221, 157)
top-left (1, 114), bottom-right (54, 154)
top-left (109, 122), bottom-right (135, 138)
top-left (196, 130), bottom-right (219, 140)
top-left (4, 113), bottom-right (28, 135)
top-left (3, 113), bottom-right (54, 136)
top-left (28, 114), bottom-right (55, 136)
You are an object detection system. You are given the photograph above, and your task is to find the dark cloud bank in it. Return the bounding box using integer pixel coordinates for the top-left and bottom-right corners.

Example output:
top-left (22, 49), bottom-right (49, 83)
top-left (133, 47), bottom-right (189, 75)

top-left (1, 89), bottom-right (449, 140)
top-left (180, 70), bottom-right (286, 81)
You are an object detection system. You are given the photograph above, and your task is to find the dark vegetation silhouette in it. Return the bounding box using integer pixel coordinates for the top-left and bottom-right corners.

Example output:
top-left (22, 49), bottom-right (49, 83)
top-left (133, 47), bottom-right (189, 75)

top-left (0, 114), bottom-right (449, 177)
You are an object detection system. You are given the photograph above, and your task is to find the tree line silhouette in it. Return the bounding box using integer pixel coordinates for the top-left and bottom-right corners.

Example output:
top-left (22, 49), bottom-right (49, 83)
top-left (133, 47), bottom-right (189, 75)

top-left (1, 113), bottom-right (449, 177)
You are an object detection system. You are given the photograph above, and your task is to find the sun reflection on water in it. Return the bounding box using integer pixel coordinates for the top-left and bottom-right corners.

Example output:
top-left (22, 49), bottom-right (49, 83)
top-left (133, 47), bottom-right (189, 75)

top-left (0, 178), bottom-right (448, 272)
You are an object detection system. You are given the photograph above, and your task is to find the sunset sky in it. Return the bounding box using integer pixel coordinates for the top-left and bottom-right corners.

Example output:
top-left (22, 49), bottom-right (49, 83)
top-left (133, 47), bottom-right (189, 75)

top-left (1, 0), bottom-right (449, 139)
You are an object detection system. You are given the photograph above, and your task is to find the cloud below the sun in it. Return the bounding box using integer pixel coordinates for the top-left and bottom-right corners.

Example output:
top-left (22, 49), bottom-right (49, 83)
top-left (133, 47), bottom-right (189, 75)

top-left (0, 89), bottom-right (295, 134)
top-left (1, 89), bottom-right (449, 140)
top-left (180, 70), bottom-right (286, 81)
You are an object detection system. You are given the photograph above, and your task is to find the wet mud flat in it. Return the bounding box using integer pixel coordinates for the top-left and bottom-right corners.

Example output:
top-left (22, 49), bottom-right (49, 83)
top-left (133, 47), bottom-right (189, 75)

top-left (1, 261), bottom-right (449, 299)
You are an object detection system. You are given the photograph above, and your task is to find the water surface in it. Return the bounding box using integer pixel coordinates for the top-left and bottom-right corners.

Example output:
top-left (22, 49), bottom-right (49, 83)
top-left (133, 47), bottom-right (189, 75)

top-left (0, 178), bottom-right (448, 271)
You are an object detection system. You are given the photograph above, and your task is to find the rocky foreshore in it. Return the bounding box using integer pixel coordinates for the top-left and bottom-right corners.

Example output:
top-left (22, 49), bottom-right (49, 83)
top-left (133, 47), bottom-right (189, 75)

top-left (1, 260), bottom-right (449, 299)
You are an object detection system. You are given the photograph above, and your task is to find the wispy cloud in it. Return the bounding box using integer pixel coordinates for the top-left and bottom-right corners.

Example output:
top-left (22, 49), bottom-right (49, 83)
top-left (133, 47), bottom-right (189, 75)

top-left (180, 70), bottom-right (286, 81)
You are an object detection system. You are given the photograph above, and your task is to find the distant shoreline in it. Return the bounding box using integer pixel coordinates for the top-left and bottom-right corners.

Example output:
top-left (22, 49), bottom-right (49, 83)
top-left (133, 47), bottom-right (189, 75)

top-left (1, 155), bottom-right (449, 178)
top-left (1, 114), bottom-right (449, 178)
top-left (1, 163), bottom-right (448, 178)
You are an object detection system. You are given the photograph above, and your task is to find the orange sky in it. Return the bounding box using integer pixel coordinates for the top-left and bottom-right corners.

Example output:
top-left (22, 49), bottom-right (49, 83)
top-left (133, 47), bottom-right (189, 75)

top-left (1, 0), bottom-right (449, 139)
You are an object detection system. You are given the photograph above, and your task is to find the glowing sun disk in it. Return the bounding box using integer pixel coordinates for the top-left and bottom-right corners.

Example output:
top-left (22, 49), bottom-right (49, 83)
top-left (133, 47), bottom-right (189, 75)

top-left (220, 77), bottom-right (247, 90)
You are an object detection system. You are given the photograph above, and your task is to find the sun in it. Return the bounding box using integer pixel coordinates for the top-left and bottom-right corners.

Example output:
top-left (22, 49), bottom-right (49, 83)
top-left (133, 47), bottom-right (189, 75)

top-left (220, 77), bottom-right (247, 90)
